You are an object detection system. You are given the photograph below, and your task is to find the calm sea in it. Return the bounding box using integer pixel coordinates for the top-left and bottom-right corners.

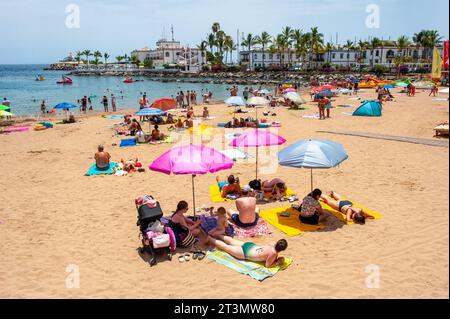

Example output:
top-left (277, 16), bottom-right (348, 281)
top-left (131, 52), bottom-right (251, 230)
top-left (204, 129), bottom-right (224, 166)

top-left (0, 65), bottom-right (271, 115)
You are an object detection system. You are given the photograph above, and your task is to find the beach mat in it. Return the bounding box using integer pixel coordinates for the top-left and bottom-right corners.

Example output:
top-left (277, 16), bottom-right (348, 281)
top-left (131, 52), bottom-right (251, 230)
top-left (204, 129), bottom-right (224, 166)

top-left (120, 138), bottom-right (137, 147)
top-left (233, 218), bottom-right (272, 237)
top-left (320, 199), bottom-right (382, 225)
top-left (206, 249), bottom-right (292, 281)
top-left (209, 185), bottom-right (296, 203)
top-left (85, 162), bottom-right (117, 176)
top-left (104, 115), bottom-right (124, 119)
top-left (259, 207), bottom-right (325, 237)
top-left (432, 98), bottom-right (448, 101)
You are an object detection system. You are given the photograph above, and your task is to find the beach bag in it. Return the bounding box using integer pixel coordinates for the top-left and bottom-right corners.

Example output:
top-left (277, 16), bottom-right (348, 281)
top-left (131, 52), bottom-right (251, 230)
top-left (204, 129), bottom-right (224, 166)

top-left (165, 227), bottom-right (177, 252)
top-left (178, 230), bottom-right (195, 248)
top-left (152, 234), bottom-right (170, 249)
top-left (249, 179), bottom-right (262, 191)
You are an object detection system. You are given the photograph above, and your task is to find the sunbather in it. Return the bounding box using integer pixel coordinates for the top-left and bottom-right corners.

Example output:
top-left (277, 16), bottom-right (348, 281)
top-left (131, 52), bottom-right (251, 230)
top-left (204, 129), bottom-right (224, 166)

top-left (165, 113), bottom-right (175, 124)
top-left (94, 145), bottom-right (111, 171)
top-left (208, 207), bottom-right (228, 238)
top-left (227, 185), bottom-right (259, 228)
top-left (151, 125), bottom-right (167, 141)
top-left (216, 175), bottom-right (242, 199)
top-left (207, 235), bottom-right (287, 268)
top-left (202, 107), bottom-right (210, 119)
top-left (168, 201), bottom-right (202, 247)
top-left (321, 191), bottom-right (374, 224)
top-left (262, 178), bottom-right (287, 199)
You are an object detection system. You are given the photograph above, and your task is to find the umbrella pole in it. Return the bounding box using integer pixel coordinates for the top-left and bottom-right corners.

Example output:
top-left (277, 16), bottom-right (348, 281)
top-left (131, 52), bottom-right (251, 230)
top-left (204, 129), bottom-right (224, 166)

top-left (192, 175), bottom-right (196, 216)
top-left (256, 147), bottom-right (259, 180)
top-left (310, 168), bottom-right (313, 193)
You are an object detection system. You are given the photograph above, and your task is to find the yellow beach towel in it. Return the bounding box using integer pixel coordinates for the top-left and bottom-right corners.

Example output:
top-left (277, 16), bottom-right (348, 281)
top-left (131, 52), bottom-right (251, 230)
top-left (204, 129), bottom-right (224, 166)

top-left (320, 199), bottom-right (382, 225)
top-left (209, 185), bottom-right (296, 203)
top-left (259, 207), bottom-right (325, 237)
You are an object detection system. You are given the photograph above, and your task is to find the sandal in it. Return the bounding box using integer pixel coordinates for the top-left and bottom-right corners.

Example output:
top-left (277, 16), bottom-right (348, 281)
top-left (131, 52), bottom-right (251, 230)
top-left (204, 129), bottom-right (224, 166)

top-left (178, 255), bottom-right (185, 263)
top-left (184, 253), bottom-right (191, 262)
top-left (192, 251), bottom-right (199, 260)
top-left (197, 251), bottom-right (206, 261)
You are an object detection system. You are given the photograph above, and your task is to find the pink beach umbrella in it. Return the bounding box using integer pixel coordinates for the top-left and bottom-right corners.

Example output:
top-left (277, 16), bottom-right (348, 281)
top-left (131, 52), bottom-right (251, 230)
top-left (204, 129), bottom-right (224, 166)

top-left (230, 129), bottom-right (286, 180)
top-left (149, 144), bottom-right (234, 212)
top-left (283, 88), bottom-right (296, 93)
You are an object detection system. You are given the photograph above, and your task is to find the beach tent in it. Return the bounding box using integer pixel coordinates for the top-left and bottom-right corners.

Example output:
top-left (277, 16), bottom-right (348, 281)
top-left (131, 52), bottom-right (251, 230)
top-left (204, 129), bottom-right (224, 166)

top-left (353, 100), bottom-right (382, 117)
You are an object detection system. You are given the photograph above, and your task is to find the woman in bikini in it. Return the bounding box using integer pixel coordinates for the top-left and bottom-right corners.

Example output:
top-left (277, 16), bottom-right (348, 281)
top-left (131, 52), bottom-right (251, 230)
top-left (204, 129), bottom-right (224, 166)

top-left (169, 201), bottom-right (202, 248)
top-left (262, 178), bottom-right (287, 199)
top-left (321, 191), bottom-right (374, 224)
top-left (207, 235), bottom-right (287, 268)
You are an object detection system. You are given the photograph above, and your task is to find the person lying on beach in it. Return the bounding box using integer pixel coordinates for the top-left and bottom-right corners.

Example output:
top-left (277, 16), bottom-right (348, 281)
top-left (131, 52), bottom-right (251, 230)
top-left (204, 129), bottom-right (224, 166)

top-left (124, 116), bottom-right (132, 125)
top-left (207, 235), bottom-right (287, 268)
top-left (217, 175), bottom-right (242, 199)
top-left (298, 189), bottom-right (328, 225)
top-left (185, 118), bottom-right (194, 129)
top-left (227, 185), bottom-right (259, 228)
top-left (202, 107), bottom-right (210, 119)
top-left (136, 127), bottom-right (151, 144)
top-left (262, 178), bottom-right (287, 199)
top-left (321, 191), bottom-right (374, 224)
top-left (174, 118), bottom-right (184, 129)
top-left (208, 207), bottom-right (228, 238)
top-left (94, 145), bottom-right (111, 171)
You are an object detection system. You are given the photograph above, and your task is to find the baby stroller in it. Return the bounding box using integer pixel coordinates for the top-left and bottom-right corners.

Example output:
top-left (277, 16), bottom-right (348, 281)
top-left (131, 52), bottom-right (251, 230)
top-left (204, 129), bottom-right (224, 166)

top-left (136, 196), bottom-right (176, 267)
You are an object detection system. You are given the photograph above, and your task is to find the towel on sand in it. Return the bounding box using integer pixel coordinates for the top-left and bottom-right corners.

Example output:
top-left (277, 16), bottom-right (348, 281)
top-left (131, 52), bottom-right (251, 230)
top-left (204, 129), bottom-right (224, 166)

top-left (232, 218), bottom-right (272, 237)
top-left (209, 185), bottom-right (296, 203)
top-left (85, 162), bottom-right (117, 176)
top-left (206, 249), bottom-right (293, 281)
top-left (120, 138), bottom-right (137, 147)
top-left (259, 207), bottom-right (325, 237)
top-left (320, 199), bottom-right (382, 225)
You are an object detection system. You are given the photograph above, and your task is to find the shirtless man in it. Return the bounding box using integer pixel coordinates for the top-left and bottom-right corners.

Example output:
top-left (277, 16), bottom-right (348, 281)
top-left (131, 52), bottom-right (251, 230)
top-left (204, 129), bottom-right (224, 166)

top-left (227, 185), bottom-right (259, 228)
top-left (217, 175), bottom-right (241, 199)
top-left (94, 145), bottom-right (111, 170)
top-left (207, 235), bottom-right (287, 268)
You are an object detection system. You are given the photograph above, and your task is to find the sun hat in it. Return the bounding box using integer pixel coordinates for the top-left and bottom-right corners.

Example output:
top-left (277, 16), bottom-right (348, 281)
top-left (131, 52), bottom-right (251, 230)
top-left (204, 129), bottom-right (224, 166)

top-left (242, 185), bottom-right (253, 193)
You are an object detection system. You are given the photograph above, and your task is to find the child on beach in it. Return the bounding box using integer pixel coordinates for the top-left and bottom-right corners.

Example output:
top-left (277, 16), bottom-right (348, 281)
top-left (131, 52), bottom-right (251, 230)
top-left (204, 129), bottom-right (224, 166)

top-left (202, 107), bottom-right (210, 119)
top-left (208, 207), bottom-right (228, 238)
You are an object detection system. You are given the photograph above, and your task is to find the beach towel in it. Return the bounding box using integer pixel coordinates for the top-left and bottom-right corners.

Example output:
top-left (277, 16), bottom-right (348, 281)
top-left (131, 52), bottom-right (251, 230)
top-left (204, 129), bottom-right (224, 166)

top-left (338, 104), bottom-right (355, 108)
top-left (232, 218), bottom-right (272, 237)
top-left (209, 185), bottom-right (296, 203)
top-left (104, 115), bottom-right (124, 119)
top-left (120, 138), bottom-right (137, 147)
top-left (1, 126), bottom-right (30, 133)
top-left (432, 98), bottom-right (448, 101)
top-left (302, 114), bottom-right (320, 119)
top-left (206, 249), bottom-right (293, 281)
top-left (148, 136), bottom-right (174, 145)
top-left (348, 97), bottom-right (362, 101)
top-left (85, 162), bottom-right (118, 176)
top-left (288, 107), bottom-right (308, 110)
top-left (342, 112), bottom-right (354, 116)
top-left (320, 199), bottom-right (382, 225)
top-left (200, 215), bottom-right (236, 237)
top-left (259, 207), bottom-right (325, 237)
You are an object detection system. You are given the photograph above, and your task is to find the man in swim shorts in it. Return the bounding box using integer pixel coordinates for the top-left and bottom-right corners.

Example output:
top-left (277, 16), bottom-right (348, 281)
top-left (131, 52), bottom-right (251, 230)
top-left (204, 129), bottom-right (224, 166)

top-left (94, 145), bottom-right (111, 171)
top-left (207, 235), bottom-right (287, 268)
top-left (299, 189), bottom-right (328, 225)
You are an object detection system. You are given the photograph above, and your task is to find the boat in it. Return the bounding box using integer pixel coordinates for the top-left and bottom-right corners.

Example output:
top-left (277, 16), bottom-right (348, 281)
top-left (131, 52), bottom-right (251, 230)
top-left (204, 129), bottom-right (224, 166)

top-left (57, 76), bottom-right (73, 85)
top-left (123, 78), bottom-right (143, 83)
top-left (35, 75), bottom-right (46, 81)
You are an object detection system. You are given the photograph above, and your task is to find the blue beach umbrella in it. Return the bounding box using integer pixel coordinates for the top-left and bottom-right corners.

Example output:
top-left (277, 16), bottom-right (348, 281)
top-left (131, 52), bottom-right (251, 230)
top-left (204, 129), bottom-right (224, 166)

top-left (278, 139), bottom-right (348, 192)
top-left (383, 84), bottom-right (395, 89)
top-left (55, 102), bottom-right (78, 109)
top-left (224, 96), bottom-right (246, 106)
top-left (135, 107), bottom-right (166, 116)
top-left (396, 82), bottom-right (408, 87)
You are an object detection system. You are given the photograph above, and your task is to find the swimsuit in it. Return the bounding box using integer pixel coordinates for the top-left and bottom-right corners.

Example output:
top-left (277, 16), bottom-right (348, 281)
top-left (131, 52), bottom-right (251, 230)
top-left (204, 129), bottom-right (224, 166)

top-left (231, 213), bottom-right (259, 228)
top-left (242, 242), bottom-right (256, 259)
top-left (339, 200), bottom-right (354, 212)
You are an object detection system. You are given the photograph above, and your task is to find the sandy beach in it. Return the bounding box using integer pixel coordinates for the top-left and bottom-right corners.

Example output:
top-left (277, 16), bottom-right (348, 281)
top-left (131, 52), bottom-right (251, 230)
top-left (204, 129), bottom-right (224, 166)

top-left (0, 87), bottom-right (448, 299)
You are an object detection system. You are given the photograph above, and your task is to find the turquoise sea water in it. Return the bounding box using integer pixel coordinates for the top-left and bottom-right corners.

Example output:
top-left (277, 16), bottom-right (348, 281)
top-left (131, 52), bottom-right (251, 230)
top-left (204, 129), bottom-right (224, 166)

top-left (0, 65), bottom-right (271, 115)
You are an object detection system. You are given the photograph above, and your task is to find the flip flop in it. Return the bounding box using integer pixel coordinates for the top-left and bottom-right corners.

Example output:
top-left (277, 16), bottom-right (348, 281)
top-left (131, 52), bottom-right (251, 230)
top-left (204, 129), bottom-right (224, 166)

top-left (197, 251), bottom-right (206, 261)
top-left (184, 253), bottom-right (191, 262)
top-left (178, 255), bottom-right (185, 263)
top-left (192, 251), bottom-right (199, 260)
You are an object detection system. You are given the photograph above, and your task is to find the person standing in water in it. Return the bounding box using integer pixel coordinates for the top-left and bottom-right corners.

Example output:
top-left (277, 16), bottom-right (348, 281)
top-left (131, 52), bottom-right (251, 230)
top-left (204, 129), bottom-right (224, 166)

top-left (102, 96), bottom-right (109, 112)
top-left (111, 94), bottom-right (117, 112)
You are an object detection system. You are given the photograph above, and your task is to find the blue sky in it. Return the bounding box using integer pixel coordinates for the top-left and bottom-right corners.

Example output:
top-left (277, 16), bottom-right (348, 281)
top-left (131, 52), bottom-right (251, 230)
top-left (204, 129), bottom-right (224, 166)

top-left (0, 0), bottom-right (448, 64)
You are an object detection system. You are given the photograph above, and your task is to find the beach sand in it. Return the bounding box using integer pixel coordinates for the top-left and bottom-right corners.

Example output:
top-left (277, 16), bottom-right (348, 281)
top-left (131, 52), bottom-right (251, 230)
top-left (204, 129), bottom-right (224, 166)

top-left (0, 88), bottom-right (448, 298)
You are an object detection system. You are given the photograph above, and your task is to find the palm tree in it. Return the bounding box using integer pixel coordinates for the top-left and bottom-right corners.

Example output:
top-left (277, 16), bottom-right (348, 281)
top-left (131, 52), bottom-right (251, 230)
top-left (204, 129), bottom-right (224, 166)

top-left (275, 34), bottom-right (287, 69)
top-left (82, 50), bottom-right (93, 67)
top-left (74, 51), bottom-right (82, 64)
top-left (224, 35), bottom-right (233, 64)
top-left (369, 37), bottom-right (382, 70)
top-left (207, 33), bottom-right (216, 54)
top-left (196, 41), bottom-right (208, 65)
top-left (396, 36), bottom-right (410, 58)
top-left (93, 51), bottom-right (102, 65)
top-left (115, 55), bottom-right (124, 63)
top-left (281, 27), bottom-right (294, 66)
top-left (344, 40), bottom-right (354, 70)
top-left (324, 42), bottom-right (334, 63)
top-left (103, 53), bottom-right (110, 69)
top-left (255, 31), bottom-right (272, 70)
top-left (242, 33), bottom-right (256, 52)
top-left (212, 22), bottom-right (221, 34)
top-left (308, 27), bottom-right (324, 68)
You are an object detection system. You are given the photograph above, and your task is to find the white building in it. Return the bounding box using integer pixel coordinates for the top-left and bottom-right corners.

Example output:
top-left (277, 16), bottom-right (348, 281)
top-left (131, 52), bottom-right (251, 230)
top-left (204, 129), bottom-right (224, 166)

top-left (239, 49), bottom-right (309, 71)
top-left (132, 38), bottom-right (207, 71)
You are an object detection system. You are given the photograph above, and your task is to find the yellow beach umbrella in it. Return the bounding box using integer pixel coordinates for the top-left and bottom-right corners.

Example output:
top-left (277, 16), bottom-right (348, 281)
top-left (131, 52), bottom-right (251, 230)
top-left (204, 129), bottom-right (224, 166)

top-left (0, 110), bottom-right (15, 117)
